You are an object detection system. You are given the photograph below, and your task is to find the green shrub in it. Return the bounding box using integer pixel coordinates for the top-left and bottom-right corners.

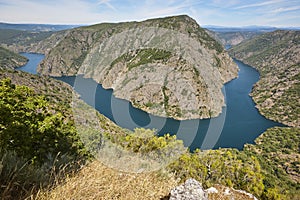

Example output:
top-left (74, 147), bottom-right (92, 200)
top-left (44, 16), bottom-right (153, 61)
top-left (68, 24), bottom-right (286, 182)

top-left (0, 78), bottom-right (87, 165)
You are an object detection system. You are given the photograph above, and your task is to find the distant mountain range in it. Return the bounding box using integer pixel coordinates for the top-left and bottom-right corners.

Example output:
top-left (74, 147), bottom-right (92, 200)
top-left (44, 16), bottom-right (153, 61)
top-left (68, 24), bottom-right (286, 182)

top-left (2, 22), bottom-right (300, 33)
top-left (0, 22), bottom-right (80, 32)
top-left (203, 25), bottom-right (300, 32)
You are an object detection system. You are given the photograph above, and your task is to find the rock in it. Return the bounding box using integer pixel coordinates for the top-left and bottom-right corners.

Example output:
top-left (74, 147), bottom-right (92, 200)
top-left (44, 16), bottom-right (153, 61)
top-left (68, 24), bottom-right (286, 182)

top-left (37, 15), bottom-right (238, 120)
top-left (169, 178), bottom-right (208, 200)
top-left (205, 187), bottom-right (218, 194)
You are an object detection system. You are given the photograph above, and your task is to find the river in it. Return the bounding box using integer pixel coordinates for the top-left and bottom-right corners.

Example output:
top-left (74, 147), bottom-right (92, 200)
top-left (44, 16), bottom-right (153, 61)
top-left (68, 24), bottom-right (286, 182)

top-left (18, 52), bottom-right (283, 150)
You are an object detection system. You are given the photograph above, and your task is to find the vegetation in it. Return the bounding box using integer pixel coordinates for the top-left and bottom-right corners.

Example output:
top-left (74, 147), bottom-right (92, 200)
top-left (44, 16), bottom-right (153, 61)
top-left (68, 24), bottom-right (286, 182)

top-left (0, 29), bottom-right (53, 46)
top-left (244, 127), bottom-right (300, 200)
top-left (34, 160), bottom-right (177, 200)
top-left (144, 15), bottom-right (224, 53)
top-left (0, 46), bottom-right (28, 70)
top-left (111, 48), bottom-right (172, 71)
top-left (168, 148), bottom-right (265, 197)
top-left (1, 17), bottom-right (299, 200)
top-left (1, 70), bottom-right (299, 199)
top-left (229, 30), bottom-right (300, 127)
top-left (0, 78), bottom-right (89, 199)
top-left (0, 78), bottom-right (87, 164)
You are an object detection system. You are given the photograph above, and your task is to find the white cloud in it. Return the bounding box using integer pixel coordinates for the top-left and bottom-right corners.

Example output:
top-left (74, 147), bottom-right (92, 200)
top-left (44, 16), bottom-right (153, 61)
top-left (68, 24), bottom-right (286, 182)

top-left (270, 6), bottom-right (300, 14)
top-left (97, 0), bottom-right (116, 11)
top-left (0, 0), bottom-right (299, 27)
top-left (0, 0), bottom-right (111, 24)
top-left (234, 0), bottom-right (284, 9)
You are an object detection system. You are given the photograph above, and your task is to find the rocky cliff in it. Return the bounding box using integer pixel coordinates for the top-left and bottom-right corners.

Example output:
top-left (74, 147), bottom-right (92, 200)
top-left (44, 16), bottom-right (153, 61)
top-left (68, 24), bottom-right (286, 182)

top-left (38, 15), bottom-right (238, 120)
top-left (229, 30), bottom-right (300, 127)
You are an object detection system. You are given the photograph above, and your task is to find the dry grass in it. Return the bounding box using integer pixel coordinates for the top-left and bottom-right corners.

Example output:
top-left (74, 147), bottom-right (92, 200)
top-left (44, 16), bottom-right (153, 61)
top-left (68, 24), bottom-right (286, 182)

top-left (27, 161), bottom-right (259, 200)
top-left (33, 160), bottom-right (178, 200)
top-left (208, 185), bottom-right (258, 200)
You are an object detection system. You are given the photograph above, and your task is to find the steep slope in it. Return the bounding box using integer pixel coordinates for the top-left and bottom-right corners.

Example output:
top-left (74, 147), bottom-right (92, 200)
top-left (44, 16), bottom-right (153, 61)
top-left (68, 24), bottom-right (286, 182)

top-left (244, 127), bottom-right (300, 199)
top-left (38, 15), bottom-right (238, 120)
top-left (0, 46), bottom-right (28, 70)
top-left (1, 70), bottom-right (296, 199)
top-left (229, 30), bottom-right (300, 127)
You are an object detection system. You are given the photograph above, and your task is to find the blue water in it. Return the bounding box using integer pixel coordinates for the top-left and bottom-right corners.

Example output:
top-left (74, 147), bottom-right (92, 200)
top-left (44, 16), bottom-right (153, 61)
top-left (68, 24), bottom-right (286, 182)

top-left (18, 53), bottom-right (45, 74)
top-left (18, 53), bottom-right (283, 150)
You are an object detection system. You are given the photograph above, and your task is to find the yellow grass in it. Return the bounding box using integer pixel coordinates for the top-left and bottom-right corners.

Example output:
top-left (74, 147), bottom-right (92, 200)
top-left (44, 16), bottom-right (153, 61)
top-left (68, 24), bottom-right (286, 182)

top-left (33, 160), bottom-right (178, 200)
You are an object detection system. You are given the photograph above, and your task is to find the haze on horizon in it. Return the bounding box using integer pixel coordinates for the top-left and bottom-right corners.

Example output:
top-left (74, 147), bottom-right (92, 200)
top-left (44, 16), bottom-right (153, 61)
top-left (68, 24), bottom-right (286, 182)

top-left (0, 0), bottom-right (300, 27)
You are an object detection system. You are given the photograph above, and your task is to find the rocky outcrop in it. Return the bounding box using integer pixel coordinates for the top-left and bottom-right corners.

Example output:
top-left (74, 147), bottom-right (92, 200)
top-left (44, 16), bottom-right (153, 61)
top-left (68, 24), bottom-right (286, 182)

top-left (229, 30), bottom-right (300, 127)
top-left (169, 179), bottom-right (258, 200)
top-left (38, 15), bottom-right (238, 120)
top-left (169, 179), bottom-right (207, 200)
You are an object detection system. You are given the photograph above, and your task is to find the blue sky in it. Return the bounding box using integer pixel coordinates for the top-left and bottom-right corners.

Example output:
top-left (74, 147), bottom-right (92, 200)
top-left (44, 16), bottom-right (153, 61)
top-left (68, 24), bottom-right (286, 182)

top-left (0, 0), bottom-right (300, 27)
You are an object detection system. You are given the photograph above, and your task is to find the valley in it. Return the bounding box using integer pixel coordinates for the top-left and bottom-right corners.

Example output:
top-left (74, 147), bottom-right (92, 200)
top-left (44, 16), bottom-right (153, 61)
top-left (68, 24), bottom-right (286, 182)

top-left (0, 15), bottom-right (299, 200)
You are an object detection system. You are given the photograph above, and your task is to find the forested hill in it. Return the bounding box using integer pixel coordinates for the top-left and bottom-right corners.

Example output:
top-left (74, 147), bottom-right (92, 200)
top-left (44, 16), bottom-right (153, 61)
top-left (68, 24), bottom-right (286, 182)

top-left (229, 30), bottom-right (300, 127)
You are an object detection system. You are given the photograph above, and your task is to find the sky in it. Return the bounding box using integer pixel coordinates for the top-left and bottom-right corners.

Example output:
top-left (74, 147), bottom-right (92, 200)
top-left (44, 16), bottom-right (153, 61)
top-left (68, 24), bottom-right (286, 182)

top-left (0, 0), bottom-right (300, 27)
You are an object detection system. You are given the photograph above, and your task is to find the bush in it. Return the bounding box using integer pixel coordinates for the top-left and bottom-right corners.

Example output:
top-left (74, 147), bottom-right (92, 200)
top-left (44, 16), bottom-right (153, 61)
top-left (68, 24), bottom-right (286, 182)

top-left (0, 78), bottom-right (89, 199)
top-left (0, 78), bottom-right (87, 165)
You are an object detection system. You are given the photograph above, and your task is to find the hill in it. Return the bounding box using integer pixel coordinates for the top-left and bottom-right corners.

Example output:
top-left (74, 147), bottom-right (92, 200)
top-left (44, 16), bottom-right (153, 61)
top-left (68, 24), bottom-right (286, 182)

top-left (1, 66), bottom-right (298, 200)
top-left (207, 30), bottom-right (263, 47)
top-left (0, 28), bottom-right (69, 54)
top-left (228, 30), bottom-right (300, 198)
top-left (1, 17), bottom-right (299, 200)
top-left (205, 26), bottom-right (300, 48)
top-left (37, 15), bottom-right (238, 120)
top-left (0, 46), bottom-right (28, 70)
top-left (229, 30), bottom-right (300, 127)
top-left (0, 69), bottom-right (186, 199)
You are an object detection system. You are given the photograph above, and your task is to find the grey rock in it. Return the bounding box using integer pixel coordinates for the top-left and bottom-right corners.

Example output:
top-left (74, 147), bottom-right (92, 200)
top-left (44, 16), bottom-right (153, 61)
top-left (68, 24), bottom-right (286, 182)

top-left (169, 178), bottom-right (208, 200)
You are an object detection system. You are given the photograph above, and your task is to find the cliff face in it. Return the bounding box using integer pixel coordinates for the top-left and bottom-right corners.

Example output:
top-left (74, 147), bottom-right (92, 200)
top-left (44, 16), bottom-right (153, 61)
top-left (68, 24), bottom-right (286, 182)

top-left (38, 15), bottom-right (238, 120)
top-left (229, 30), bottom-right (300, 127)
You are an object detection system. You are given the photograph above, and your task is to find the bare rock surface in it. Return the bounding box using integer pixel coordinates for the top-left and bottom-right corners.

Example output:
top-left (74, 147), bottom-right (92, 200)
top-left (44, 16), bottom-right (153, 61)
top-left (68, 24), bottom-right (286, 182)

top-left (37, 15), bottom-right (238, 120)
